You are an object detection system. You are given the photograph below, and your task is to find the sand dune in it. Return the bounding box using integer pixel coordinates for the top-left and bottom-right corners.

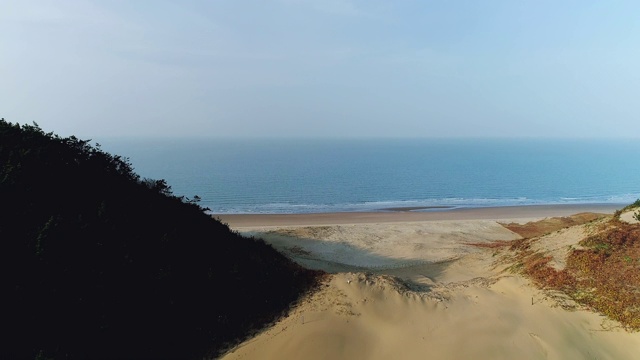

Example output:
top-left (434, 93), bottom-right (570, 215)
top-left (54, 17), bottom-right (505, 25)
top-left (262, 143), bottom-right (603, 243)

top-left (220, 206), bottom-right (640, 360)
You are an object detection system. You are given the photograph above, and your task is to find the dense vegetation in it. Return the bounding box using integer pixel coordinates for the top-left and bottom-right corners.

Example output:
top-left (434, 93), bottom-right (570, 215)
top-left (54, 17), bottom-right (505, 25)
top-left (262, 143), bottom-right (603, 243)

top-left (0, 119), bottom-right (321, 359)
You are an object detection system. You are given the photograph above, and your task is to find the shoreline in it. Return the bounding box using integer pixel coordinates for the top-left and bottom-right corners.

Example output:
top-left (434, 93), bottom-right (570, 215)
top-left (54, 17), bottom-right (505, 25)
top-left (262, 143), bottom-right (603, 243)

top-left (214, 203), bottom-right (623, 228)
top-left (380, 205), bottom-right (455, 212)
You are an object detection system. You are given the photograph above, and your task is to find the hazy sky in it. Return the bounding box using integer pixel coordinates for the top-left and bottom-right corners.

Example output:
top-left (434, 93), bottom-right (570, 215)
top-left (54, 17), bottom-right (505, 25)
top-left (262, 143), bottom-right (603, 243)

top-left (2, 1), bottom-right (639, 138)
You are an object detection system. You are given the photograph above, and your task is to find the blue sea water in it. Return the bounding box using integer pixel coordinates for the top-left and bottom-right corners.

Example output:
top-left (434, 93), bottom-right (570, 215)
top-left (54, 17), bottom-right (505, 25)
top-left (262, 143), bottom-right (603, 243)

top-left (100, 138), bottom-right (640, 214)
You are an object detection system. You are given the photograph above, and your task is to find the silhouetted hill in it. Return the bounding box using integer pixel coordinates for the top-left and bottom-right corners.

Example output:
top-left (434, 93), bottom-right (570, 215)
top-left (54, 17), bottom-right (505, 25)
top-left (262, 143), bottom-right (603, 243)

top-left (0, 119), bottom-right (321, 359)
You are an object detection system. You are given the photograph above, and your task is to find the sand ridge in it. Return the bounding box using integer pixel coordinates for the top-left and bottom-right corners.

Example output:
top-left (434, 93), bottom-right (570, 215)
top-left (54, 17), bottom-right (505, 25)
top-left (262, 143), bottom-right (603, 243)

top-left (223, 263), bottom-right (640, 360)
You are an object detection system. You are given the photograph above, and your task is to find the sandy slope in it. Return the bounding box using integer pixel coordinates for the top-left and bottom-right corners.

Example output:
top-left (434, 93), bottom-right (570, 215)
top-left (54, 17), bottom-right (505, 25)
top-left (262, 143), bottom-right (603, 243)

top-left (620, 209), bottom-right (640, 224)
top-left (220, 208), bottom-right (640, 360)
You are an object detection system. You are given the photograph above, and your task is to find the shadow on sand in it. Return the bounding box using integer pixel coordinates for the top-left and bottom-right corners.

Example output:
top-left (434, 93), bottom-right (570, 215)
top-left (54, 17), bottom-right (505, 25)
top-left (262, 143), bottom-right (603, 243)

top-left (243, 230), bottom-right (459, 291)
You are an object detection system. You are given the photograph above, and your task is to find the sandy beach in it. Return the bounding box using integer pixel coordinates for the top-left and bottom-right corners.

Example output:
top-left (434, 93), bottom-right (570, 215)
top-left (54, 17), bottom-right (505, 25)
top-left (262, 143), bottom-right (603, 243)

top-left (215, 204), bottom-right (622, 228)
top-left (219, 204), bottom-right (640, 360)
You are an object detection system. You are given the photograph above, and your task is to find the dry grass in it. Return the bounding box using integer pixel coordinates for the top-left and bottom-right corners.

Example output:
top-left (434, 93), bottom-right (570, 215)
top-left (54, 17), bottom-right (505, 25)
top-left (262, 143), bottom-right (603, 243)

top-left (565, 220), bottom-right (640, 329)
top-left (464, 240), bottom-right (513, 249)
top-left (502, 216), bottom-right (640, 330)
top-left (501, 212), bottom-right (606, 239)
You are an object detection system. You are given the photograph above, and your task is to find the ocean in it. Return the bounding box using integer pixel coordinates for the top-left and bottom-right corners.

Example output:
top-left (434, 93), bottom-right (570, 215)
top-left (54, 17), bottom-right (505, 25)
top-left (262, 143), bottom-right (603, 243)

top-left (99, 138), bottom-right (640, 214)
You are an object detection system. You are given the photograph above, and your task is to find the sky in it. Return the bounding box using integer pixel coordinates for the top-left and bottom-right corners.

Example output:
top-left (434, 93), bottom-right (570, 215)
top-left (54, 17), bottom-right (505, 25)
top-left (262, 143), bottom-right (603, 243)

top-left (1, 0), bottom-right (640, 138)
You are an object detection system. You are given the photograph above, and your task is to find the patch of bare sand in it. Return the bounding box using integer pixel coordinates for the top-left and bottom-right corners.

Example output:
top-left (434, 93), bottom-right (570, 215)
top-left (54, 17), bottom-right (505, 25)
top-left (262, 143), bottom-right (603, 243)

top-left (620, 209), bottom-right (640, 224)
top-left (221, 211), bottom-right (640, 360)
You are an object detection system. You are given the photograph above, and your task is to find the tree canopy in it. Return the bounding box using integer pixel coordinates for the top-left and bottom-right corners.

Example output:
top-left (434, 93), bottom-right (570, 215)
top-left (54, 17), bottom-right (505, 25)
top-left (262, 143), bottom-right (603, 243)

top-left (0, 119), bottom-right (320, 359)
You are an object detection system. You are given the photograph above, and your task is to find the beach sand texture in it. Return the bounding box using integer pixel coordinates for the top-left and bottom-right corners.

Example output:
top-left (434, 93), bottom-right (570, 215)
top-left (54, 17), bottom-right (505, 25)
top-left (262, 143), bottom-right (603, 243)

top-left (219, 205), bottom-right (640, 360)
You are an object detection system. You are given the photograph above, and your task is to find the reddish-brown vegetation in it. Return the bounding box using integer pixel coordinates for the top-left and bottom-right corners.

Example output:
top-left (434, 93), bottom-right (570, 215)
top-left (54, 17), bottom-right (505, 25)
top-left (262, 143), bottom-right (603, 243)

top-left (464, 240), bottom-right (512, 248)
top-left (509, 217), bottom-right (640, 330)
top-left (501, 212), bottom-right (606, 239)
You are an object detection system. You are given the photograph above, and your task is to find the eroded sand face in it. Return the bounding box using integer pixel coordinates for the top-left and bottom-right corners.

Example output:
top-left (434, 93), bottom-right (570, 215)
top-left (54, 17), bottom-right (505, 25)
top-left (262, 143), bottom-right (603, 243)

top-left (222, 215), bottom-right (640, 360)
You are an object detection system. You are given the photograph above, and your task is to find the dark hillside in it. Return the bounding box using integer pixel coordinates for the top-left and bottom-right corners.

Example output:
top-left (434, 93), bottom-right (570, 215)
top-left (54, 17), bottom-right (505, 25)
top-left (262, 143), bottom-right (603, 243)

top-left (0, 119), bottom-right (321, 359)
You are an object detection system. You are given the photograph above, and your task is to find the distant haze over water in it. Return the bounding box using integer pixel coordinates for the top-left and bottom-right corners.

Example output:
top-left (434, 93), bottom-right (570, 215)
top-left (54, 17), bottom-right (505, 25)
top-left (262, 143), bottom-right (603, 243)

top-left (100, 139), bottom-right (640, 214)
